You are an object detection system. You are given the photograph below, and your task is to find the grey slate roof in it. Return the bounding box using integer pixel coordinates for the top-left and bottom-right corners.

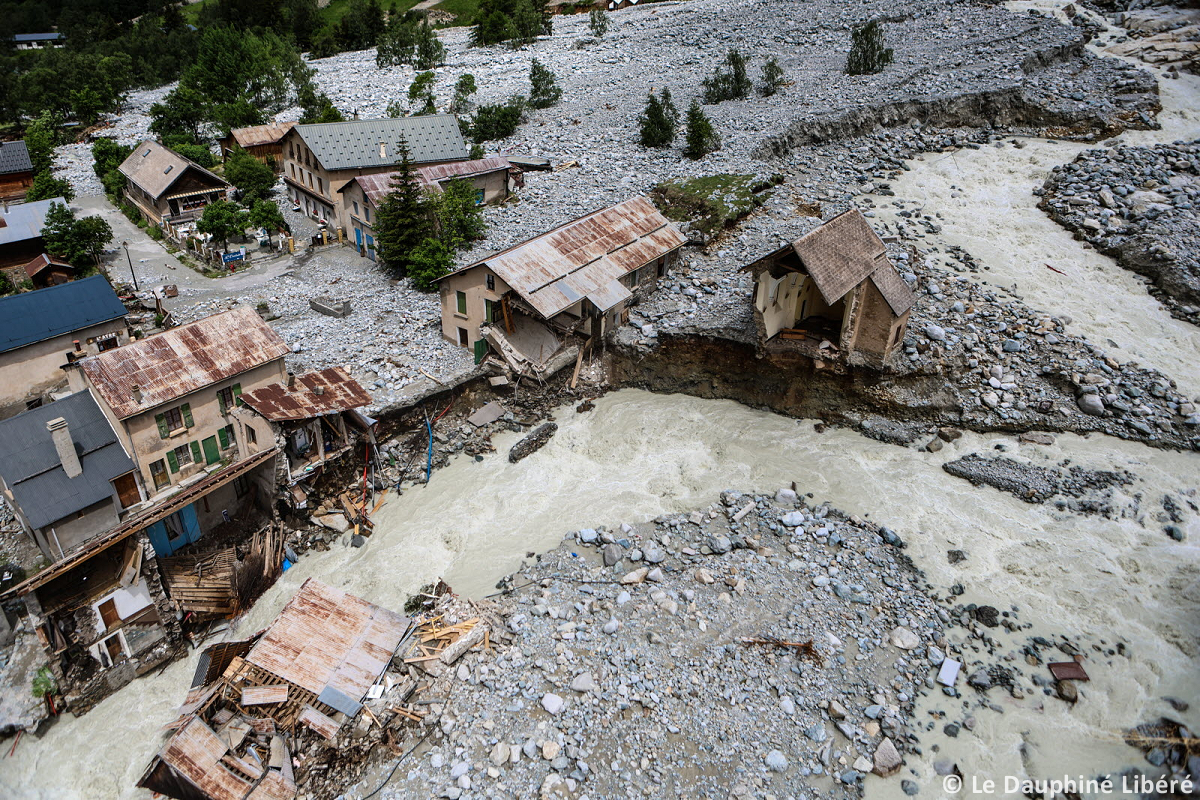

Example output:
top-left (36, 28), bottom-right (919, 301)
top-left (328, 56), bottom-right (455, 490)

top-left (295, 116), bottom-right (468, 171)
top-left (0, 141), bottom-right (33, 175)
top-left (0, 197), bottom-right (65, 247)
top-left (0, 275), bottom-right (127, 355)
top-left (0, 391), bottom-right (134, 530)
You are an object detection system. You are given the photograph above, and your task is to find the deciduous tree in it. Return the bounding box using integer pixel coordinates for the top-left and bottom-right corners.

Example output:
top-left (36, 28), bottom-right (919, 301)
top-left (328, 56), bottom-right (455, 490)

top-left (225, 148), bottom-right (277, 203)
top-left (846, 20), bottom-right (893, 75)
top-left (197, 200), bottom-right (249, 252)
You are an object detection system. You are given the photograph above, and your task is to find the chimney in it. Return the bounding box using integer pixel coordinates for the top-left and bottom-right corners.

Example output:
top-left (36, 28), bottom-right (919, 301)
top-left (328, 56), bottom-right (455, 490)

top-left (47, 418), bottom-right (82, 479)
top-left (379, 142), bottom-right (386, 159)
top-left (73, 339), bottom-right (82, 352)
top-left (132, 384), bottom-right (143, 404)
top-left (287, 372), bottom-right (296, 389)
top-left (313, 385), bottom-right (325, 396)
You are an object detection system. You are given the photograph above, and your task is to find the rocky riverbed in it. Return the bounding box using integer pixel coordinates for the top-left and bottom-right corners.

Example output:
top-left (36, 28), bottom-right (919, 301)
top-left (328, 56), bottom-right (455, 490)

top-left (345, 485), bottom-right (1187, 799)
top-left (1039, 140), bottom-right (1200, 325)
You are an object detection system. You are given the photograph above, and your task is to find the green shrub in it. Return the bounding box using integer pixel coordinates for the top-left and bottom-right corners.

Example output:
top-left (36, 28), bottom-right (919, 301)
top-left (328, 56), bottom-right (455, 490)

top-left (846, 20), bottom-right (893, 75)
top-left (469, 96), bottom-right (526, 142)
top-left (702, 48), bottom-right (751, 104)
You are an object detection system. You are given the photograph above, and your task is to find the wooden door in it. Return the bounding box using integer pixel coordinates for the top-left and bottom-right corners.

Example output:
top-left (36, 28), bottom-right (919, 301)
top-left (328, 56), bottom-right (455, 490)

top-left (113, 472), bottom-right (140, 509)
top-left (104, 635), bottom-right (124, 662)
top-left (98, 599), bottom-right (120, 631)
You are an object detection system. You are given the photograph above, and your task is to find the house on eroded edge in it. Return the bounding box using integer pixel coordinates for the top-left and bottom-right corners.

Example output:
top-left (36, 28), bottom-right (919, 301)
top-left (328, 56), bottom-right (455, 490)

top-left (740, 209), bottom-right (915, 368)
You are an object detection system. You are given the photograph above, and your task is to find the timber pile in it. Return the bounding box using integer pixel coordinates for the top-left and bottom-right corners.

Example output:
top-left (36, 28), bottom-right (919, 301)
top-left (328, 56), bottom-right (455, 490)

top-left (403, 615), bottom-right (487, 667)
top-left (160, 549), bottom-right (238, 617)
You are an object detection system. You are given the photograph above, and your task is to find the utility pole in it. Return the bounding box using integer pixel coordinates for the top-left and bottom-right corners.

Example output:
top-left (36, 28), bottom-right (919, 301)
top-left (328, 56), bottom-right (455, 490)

top-left (122, 241), bottom-right (139, 291)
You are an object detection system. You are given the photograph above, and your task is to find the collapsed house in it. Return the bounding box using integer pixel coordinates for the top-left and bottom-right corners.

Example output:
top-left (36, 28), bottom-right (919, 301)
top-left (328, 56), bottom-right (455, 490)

top-left (233, 366), bottom-right (374, 507)
top-left (138, 578), bottom-right (410, 800)
top-left (337, 157), bottom-right (519, 261)
top-left (437, 196), bottom-right (686, 374)
top-left (741, 209), bottom-right (915, 367)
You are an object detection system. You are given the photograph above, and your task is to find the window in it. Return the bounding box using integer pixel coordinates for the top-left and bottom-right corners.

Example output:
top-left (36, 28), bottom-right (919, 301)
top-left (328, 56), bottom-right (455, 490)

top-left (486, 274), bottom-right (495, 291)
top-left (233, 475), bottom-right (250, 498)
top-left (456, 291), bottom-right (467, 315)
top-left (218, 425), bottom-right (235, 450)
top-left (246, 425), bottom-right (257, 445)
top-left (457, 327), bottom-right (468, 346)
top-left (364, 205), bottom-right (371, 223)
top-left (217, 383), bottom-right (242, 414)
top-left (174, 442), bottom-right (193, 468)
top-left (353, 200), bottom-right (360, 216)
top-left (155, 404), bottom-right (192, 438)
top-left (96, 333), bottom-right (119, 352)
top-left (317, 177), bottom-right (324, 195)
top-left (150, 459), bottom-right (169, 489)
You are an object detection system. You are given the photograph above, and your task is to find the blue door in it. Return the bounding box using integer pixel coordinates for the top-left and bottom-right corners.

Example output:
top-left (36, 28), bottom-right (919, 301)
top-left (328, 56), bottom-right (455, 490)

top-left (146, 504), bottom-right (202, 556)
top-left (365, 234), bottom-right (375, 261)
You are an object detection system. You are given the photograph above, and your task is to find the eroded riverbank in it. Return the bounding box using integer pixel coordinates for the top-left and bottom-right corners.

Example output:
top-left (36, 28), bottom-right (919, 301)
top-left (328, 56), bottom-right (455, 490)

top-left (1, 390), bottom-right (1197, 798)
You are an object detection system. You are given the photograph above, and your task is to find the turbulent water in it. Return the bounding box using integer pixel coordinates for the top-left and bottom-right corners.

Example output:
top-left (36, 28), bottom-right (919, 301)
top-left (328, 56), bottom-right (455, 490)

top-left (3, 2), bottom-right (1199, 798)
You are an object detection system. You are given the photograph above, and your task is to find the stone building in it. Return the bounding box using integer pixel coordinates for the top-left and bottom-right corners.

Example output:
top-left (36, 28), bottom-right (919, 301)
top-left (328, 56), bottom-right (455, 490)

top-left (279, 116), bottom-right (468, 233)
top-left (118, 141), bottom-right (231, 226)
top-left (741, 209), bottom-right (915, 367)
top-left (337, 157), bottom-right (517, 261)
top-left (0, 275), bottom-right (130, 420)
top-left (437, 196), bottom-right (685, 369)
top-left (66, 306), bottom-right (289, 552)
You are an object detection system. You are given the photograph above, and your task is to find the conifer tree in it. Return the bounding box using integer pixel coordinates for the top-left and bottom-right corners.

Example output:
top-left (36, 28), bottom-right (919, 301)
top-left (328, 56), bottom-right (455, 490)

top-left (638, 89), bottom-right (677, 148)
top-left (374, 139), bottom-right (434, 277)
top-left (846, 20), bottom-right (893, 75)
top-left (683, 99), bottom-right (720, 159)
top-left (529, 59), bottom-right (563, 109)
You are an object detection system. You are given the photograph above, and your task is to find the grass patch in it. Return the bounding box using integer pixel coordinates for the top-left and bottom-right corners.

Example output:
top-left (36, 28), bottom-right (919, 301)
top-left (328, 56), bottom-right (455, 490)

top-left (650, 173), bottom-right (782, 238)
top-left (431, 0), bottom-right (480, 26)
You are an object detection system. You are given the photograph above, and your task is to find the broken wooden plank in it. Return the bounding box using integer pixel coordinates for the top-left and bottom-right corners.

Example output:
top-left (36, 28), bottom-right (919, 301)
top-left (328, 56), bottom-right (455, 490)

top-left (297, 705), bottom-right (339, 740)
top-left (241, 685), bottom-right (289, 706)
top-left (1048, 661), bottom-right (1089, 682)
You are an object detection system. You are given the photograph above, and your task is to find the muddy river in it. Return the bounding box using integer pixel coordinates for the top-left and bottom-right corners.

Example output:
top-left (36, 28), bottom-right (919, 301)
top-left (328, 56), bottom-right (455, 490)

top-left (1, 2), bottom-right (1198, 798)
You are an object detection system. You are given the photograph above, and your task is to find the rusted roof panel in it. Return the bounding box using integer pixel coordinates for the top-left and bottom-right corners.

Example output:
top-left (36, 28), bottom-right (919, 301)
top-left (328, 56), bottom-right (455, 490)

top-left (240, 367), bottom-right (372, 422)
top-left (452, 197), bottom-right (685, 319)
top-left (118, 140), bottom-right (230, 202)
top-left (22, 253), bottom-right (72, 279)
top-left (245, 578), bottom-right (408, 703)
top-left (158, 717), bottom-right (259, 800)
top-left (791, 208), bottom-right (887, 305)
top-left (80, 307), bottom-right (290, 419)
top-left (229, 122), bottom-right (297, 149)
top-left (346, 157), bottom-right (512, 205)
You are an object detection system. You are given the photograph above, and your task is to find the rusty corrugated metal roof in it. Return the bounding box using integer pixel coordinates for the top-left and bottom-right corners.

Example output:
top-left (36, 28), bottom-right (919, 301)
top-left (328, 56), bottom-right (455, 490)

top-left (229, 122), bottom-right (297, 149)
top-left (344, 157), bottom-right (512, 205)
top-left (22, 253), bottom-right (72, 279)
top-left (240, 367), bottom-right (372, 422)
top-left (245, 578), bottom-right (408, 705)
top-left (449, 196), bottom-right (686, 319)
top-left (80, 307), bottom-right (290, 419)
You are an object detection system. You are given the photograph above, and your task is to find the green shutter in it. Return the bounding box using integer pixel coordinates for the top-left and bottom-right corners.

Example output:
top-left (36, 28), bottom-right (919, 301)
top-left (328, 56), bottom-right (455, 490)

top-left (457, 291), bottom-right (467, 314)
top-left (233, 384), bottom-right (242, 406)
top-left (156, 413), bottom-right (169, 438)
top-left (217, 427), bottom-right (229, 449)
top-left (181, 403), bottom-right (194, 427)
top-left (166, 449), bottom-right (179, 473)
top-left (190, 441), bottom-right (202, 463)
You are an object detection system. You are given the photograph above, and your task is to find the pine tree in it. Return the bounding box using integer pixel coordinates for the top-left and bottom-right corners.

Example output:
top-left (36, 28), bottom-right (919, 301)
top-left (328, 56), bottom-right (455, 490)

top-left (683, 99), bottom-right (720, 160)
top-left (846, 20), bottom-right (893, 75)
top-left (588, 9), bottom-right (609, 37)
top-left (760, 57), bottom-right (786, 96)
top-left (415, 20), bottom-right (447, 69)
top-left (702, 48), bottom-right (751, 104)
top-left (451, 74), bottom-right (477, 113)
top-left (373, 139), bottom-right (435, 277)
top-left (638, 90), bottom-right (676, 148)
top-left (529, 59), bottom-right (562, 109)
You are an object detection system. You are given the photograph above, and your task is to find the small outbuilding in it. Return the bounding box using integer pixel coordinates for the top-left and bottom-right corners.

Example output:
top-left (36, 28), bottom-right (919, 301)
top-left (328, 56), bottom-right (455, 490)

top-left (220, 122), bottom-right (298, 172)
top-left (741, 209), bottom-right (914, 367)
top-left (22, 253), bottom-right (75, 288)
top-left (0, 141), bottom-right (34, 201)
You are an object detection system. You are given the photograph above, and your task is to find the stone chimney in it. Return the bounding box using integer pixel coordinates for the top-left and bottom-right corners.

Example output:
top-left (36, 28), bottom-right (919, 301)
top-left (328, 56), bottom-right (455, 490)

top-left (47, 418), bottom-right (82, 479)
top-left (132, 384), bottom-right (143, 404)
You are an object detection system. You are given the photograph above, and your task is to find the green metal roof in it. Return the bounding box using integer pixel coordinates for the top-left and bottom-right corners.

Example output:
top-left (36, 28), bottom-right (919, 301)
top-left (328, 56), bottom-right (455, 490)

top-left (294, 116), bottom-right (469, 171)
